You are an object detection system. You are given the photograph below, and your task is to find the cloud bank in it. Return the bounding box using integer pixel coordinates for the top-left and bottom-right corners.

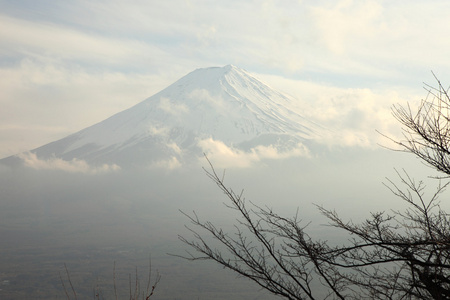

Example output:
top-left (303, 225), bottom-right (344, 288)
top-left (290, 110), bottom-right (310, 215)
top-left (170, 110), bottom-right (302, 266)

top-left (197, 138), bottom-right (310, 168)
top-left (17, 152), bottom-right (120, 174)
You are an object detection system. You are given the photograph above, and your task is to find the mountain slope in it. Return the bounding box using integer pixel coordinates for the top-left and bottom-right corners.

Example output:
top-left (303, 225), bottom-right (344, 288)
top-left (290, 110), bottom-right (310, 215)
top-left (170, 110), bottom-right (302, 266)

top-left (3, 65), bottom-right (324, 168)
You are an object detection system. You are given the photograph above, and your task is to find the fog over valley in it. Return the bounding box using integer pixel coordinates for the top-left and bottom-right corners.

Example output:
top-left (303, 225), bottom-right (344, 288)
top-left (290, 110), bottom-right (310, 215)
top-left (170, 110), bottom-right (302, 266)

top-left (0, 143), bottom-right (444, 298)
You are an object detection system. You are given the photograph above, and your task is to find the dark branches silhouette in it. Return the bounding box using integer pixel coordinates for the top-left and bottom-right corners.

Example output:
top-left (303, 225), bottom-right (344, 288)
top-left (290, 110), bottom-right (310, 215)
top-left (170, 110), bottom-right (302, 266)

top-left (392, 73), bottom-right (450, 177)
top-left (179, 76), bottom-right (450, 299)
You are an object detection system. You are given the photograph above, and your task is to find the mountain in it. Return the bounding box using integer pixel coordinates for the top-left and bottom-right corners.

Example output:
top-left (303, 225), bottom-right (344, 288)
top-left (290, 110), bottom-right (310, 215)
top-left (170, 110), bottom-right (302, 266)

top-left (2, 65), bottom-right (324, 168)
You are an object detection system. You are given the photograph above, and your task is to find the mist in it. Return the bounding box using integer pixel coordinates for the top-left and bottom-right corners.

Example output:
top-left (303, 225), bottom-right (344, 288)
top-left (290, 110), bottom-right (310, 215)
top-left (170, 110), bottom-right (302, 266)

top-left (0, 145), bottom-right (446, 299)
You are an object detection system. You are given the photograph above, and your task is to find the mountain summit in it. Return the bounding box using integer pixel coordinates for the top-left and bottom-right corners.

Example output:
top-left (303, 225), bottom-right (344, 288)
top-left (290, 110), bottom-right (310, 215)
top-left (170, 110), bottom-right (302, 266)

top-left (4, 65), bottom-right (323, 168)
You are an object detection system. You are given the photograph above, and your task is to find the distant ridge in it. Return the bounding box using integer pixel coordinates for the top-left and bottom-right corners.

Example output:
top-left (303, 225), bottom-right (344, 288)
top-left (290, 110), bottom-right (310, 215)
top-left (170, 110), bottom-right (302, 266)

top-left (2, 65), bottom-right (324, 168)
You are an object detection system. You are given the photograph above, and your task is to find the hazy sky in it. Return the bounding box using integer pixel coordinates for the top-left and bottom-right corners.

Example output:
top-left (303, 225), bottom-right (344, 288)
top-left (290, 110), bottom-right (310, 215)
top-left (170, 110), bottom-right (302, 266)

top-left (2, 0), bottom-right (450, 158)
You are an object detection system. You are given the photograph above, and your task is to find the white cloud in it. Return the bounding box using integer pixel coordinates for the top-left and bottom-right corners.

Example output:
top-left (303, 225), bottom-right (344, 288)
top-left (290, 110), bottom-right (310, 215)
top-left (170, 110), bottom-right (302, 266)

top-left (197, 138), bottom-right (310, 168)
top-left (257, 73), bottom-right (422, 148)
top-left (310, 0), bottom-right (384, 55)
top-left (197, 25), bottom-right (217, 47)
top-left (158, 97), bottom-right (189, 115)
top-left (16, 152), bottom-right (120, 174)
top-left (188, 89), bottom-right (226, 110)
top-left (149, 156), bottom-right (182, 170)
top-left (0, 14), bottom-right (172, 68)
top-left (167, 142), bottom-right (182, 155)
top-left (148, 126), bottom-right (170, 137)
top-left (305, 1), bottom-right (450, 81)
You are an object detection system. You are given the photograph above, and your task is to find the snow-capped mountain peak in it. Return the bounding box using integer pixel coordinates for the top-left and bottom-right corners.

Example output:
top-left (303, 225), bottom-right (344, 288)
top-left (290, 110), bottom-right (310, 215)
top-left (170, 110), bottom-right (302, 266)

top-left (4, 65), bottom-right (324, 168)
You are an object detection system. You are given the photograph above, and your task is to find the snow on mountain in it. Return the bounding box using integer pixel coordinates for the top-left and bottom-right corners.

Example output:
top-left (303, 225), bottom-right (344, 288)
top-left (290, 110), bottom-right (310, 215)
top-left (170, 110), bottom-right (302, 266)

top-left (3, 65), bottom-right (325, 169)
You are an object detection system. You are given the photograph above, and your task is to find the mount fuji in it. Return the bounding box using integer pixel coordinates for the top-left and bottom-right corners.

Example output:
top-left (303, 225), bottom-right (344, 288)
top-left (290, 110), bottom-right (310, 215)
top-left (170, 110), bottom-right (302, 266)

top-left (3, 65), bottom-right (324, 168)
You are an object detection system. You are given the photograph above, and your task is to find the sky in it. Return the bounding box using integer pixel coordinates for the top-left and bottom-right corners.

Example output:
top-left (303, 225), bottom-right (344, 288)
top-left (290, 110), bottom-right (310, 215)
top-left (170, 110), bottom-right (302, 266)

top-left (2, 0), bottom-right (450, 159)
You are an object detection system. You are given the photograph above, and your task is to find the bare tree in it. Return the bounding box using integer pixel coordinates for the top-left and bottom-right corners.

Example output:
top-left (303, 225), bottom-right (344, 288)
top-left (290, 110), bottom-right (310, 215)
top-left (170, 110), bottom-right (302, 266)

top-left (178, 77), bottom-right (450, 300)
top-left (392, 73), bottom-right (450, 177)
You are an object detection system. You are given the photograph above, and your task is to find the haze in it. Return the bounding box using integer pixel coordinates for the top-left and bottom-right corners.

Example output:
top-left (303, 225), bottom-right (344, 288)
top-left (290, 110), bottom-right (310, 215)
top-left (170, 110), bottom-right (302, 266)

top-left (2, 1), bottom-right (450, 299)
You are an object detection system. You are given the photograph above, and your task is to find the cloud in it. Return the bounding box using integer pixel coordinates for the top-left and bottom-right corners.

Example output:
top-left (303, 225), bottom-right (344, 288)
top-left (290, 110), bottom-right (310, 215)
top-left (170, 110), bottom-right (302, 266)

top-left (197, 25), bottom-right (217, 47)
top-left (305, 87), bottom-right (419, 148)
top-left (148, 126), bottom-right (170, 137)
top-left (149, 156), bottom-right (182, 170)
top-left (0, 14), bottom-right (172, 68)
top-left (167, 142), bottom-right (182, 155)
top-left (305, 1), bottom-right (450, 83)
top-left (309, 0), bottom-right (384, 55)
top-left (257, 73), bottom-right (421, 148)
top-left (197, 138), bottom-right (310, 168)
top-left (188, 89), bottom-right (226, 110)
top-left (16, 152), bottom-right (120, 174)
top-left (158, 97), bottom-right (189, 115)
